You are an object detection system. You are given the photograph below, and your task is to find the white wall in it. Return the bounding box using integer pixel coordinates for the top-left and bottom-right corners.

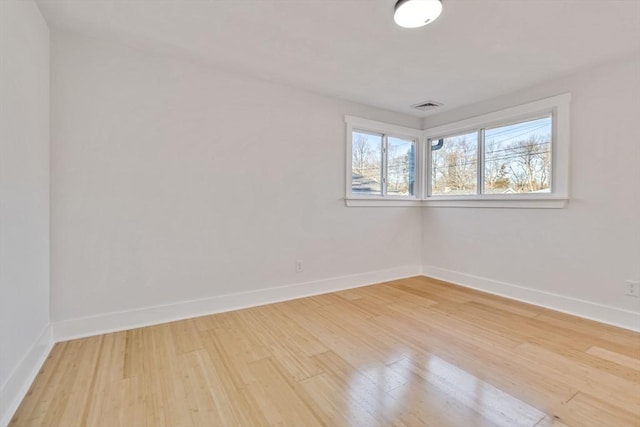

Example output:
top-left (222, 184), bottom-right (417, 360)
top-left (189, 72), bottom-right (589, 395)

top-left (421, 54), bottom-right (640, 324)
top-left (0, 0), bottom-right (52, 424)
top-left (50, 32), bottom-right (422, 332)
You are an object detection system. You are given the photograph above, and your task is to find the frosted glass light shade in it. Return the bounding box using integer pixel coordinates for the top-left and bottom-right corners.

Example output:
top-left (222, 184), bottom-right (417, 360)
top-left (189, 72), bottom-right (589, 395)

top-left (394, 0), bottom-right (443, 28)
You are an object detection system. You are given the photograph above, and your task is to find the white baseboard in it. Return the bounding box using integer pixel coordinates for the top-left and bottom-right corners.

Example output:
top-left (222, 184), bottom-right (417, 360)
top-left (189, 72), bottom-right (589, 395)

top-left (0, 325), bottom-right (54, 427)
top-left (422, 265), bottom-right (640, 332)
top-left (53, 265), bottom-right (423, 342)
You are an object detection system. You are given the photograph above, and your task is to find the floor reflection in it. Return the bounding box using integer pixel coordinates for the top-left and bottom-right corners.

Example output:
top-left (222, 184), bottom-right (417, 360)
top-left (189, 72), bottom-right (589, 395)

top-left (345, 352), bottom-right (546, 426)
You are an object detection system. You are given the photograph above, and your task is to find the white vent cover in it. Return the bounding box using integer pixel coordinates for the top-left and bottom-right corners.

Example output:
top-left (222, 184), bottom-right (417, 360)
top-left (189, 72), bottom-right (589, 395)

top-left (411, 100), bottom-right (443, 111)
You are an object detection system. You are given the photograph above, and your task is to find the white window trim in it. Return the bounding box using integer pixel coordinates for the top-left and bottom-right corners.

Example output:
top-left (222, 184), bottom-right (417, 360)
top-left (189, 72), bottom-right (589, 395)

top-left (345, 115), bottom-right (423, 202)
top-left (345, 94), bottom-right (570, 209)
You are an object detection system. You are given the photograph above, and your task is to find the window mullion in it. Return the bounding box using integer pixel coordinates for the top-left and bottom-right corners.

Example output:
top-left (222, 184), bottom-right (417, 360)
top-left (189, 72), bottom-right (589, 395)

top-left (477, 128), bottom-right (484, 195)
top-left (382, 135), bottom-right (388, 196)
top-left (425, 137), bottom-right (432, 199)
top-left (420, 136), bottom-right (426, 199)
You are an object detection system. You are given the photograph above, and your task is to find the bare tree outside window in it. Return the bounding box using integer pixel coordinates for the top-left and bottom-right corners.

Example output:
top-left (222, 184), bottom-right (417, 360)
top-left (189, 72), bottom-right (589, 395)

top-left (484, 117), bottom-right (551, 194)
top-left (431, 132), bottom-right (478, 196)
top-left (351, 132), bottom-right (415, 196)
top-left (387, 137), bottom-right (415, 196)
top-left (351, 131), bottom-right (382, 194)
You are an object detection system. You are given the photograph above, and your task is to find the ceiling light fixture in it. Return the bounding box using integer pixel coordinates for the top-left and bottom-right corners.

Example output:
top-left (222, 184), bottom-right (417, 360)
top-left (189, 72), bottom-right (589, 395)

top-left (394, 0), bottom-right (443, 28)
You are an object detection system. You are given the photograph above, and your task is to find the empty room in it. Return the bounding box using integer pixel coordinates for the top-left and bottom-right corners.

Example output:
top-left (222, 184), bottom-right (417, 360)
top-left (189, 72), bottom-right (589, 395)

top-left (2, 0), bottom-right (639, 426)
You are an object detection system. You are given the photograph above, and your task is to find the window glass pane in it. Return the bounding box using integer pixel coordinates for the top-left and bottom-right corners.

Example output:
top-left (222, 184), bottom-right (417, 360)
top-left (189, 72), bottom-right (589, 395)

top-left (431, 132), bottom-right (478, 196)
top-left (387, 137), bottom-right (415, 196)
top-left (484, 116), bottom-right (552, 194)
top-left (351, 131), bottom-right (382, 195)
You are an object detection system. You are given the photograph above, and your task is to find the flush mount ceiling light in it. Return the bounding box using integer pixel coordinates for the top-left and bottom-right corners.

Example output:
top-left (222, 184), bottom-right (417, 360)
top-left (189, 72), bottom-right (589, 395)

top-left (394, 0), bottom-right (443, 28)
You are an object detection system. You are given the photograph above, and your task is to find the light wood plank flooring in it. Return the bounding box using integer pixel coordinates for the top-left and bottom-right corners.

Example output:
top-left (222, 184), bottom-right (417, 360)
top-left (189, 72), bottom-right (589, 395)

top-left (10, 276), bottom-right (640, 426)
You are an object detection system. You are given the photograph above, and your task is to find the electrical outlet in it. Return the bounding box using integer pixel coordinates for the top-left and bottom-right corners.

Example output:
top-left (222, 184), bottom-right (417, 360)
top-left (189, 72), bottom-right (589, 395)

top-left (295, 260), bottom-right (303, 273)
top-left (625, 280), bottom-right (640, 298)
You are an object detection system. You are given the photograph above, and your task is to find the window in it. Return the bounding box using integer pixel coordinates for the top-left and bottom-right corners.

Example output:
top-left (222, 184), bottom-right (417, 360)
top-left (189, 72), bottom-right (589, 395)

top-left (387, 136), bottom-right (416, 196)
top-left (428, 115), bottom-right (552, 197)
top-left (350, 131), bottom-right (416, 196)
top-left (430, 131), bottom-right (479, 196)
top-left (345, 93), bottom-right (570, 208)
top-left (484, 116), bottom-right (551, 194)
top-left (346, 117), bottom-right (421, 200)
top-left (351, 131), bottom-right (383, 195)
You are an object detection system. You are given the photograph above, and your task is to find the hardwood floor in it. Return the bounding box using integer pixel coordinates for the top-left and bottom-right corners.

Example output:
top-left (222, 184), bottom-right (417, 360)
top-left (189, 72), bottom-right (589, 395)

top-left (10, 276), bottom-right (640, 426)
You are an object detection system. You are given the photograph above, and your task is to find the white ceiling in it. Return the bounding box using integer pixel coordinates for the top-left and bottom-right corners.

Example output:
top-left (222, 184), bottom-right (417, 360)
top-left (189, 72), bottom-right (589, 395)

top-left (37, 0), bottom-right (640, 116)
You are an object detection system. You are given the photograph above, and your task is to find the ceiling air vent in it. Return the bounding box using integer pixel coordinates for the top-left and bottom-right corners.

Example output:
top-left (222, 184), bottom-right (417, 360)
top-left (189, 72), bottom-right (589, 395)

top-left (411, 100), bottom-right (443, 111)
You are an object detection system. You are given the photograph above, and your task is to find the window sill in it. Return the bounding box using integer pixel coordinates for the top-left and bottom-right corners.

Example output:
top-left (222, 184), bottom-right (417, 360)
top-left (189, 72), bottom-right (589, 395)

top-left (345, 197), bottom-right (423, 207)
top-left (345, 196), bottom-right (568, 208)
top-left (423, 196), bottom-right (568, 209)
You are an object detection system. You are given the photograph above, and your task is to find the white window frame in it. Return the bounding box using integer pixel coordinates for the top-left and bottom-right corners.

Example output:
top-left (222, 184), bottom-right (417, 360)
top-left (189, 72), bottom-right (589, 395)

top-left (345, 93), bottom-right (570, 209)
top-left (345, 116), bottom-right (423, 205)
